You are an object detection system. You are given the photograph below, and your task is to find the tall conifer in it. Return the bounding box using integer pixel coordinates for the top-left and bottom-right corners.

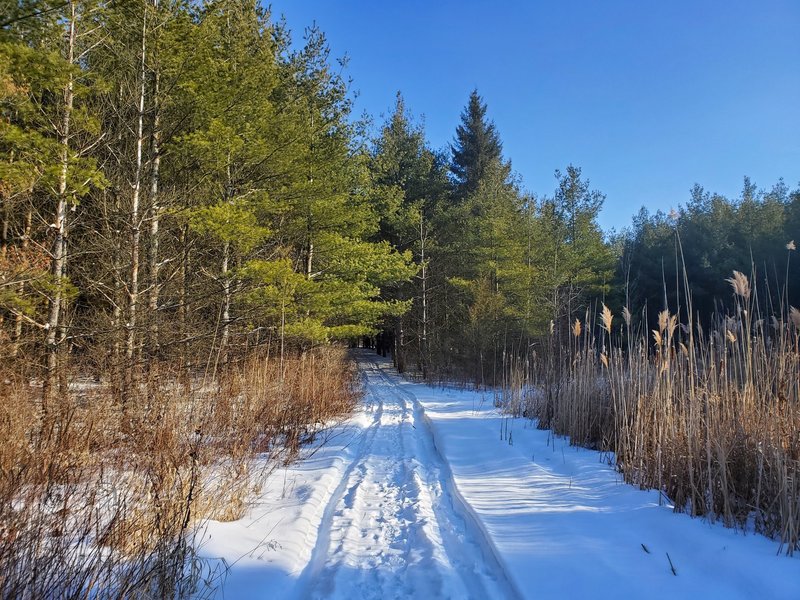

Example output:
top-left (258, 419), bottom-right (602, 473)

top-left (450, 89), bottom-right (507, 202)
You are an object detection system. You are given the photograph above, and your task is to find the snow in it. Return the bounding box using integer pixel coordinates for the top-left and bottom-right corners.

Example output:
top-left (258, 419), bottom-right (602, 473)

top-left (200, 351), bottom-right (800, 599)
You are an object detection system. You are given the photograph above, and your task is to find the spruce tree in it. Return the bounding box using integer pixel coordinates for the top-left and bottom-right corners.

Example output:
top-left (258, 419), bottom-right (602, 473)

top-left (437, 90), bottom-right (529, 380)
top-left (450, 89), bottom-right (507, 202)
top-left (538, 165), bottom-right (614, 329)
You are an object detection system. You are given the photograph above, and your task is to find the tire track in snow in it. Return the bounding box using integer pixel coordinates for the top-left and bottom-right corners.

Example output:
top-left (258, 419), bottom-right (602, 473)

top-left (304, 365), bottom-right (443, 599)
top-left (294, 354), bottom-right (520, 600)
top-left (293, 376), bottom-right (385, 598)
top-left (370, 358), bottom-right (522, 600)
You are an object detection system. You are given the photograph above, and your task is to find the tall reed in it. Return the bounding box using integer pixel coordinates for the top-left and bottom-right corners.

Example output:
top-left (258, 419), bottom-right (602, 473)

top-left (522, 274), bottom-right (800, 555)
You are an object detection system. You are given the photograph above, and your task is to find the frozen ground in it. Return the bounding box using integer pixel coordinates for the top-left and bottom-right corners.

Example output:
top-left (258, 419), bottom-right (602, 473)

top-left (201, 351), bottom-right (799, 599)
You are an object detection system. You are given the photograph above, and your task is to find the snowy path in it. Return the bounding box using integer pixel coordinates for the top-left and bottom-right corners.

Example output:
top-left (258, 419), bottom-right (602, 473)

top-left (201, 351), bottom-right (800, 600)
top-left (298, 358), bottom-right (518, 600)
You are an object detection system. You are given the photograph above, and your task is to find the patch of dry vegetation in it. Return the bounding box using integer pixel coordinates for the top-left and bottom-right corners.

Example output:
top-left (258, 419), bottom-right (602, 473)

top-left (0, 347), bottom-right (359, 598)
top-left (520, 273), bottom-right (800, 555)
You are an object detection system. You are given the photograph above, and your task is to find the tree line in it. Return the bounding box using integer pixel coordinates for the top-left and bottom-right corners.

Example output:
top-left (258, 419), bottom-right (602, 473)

top-left (619, 179), bottom-right (800, 328)
top-left (1, 0), bottom-right (416, 399)
top-left (2, 0), bottom-right (798, 391)
top-left (376, 98), bottom-right (799, 381)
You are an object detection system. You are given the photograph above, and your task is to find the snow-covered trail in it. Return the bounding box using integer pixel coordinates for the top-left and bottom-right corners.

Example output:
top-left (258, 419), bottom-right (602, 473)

top-left (201, 351), bottom-right (799, 600)
top-left (298, 357), bottom-right (518, 600)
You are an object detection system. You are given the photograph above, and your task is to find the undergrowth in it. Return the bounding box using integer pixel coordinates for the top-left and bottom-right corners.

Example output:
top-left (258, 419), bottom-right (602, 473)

top-left (0, 346), bottom-right (359, 598)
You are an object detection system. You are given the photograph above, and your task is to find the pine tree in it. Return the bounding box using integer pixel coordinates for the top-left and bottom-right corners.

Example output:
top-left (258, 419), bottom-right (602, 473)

top-left (538, 165), bottom-right (614, 330)
top-left (0, 0), bottom-right (419, 371)
top-left (0, 0), bottom-right (105, 391)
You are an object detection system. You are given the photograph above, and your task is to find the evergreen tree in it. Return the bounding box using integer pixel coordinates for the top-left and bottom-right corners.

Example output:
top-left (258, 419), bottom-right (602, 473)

top-left (370, 92), bottom-right (433, 249)
top-left (536, 166), bottom-right (614, 334)
top-left (368, 92), bottom-right (446, 370)
top-left (0, 0), bottom-right (105, 389)
top-left (450, 89), bottom-right (507, 202)
top-left (0, 0), bottom-right (416, 370)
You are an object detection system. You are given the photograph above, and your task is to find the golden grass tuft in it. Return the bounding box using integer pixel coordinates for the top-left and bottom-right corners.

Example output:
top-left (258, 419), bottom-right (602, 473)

top-left (726, 270), bottom-right (751, 300)
top-left (572, 318), bottom-right (582, 338)
top-left (600, 304), bottom-right (613, 334)
top-left (790, 306), bottom-right (800, 331)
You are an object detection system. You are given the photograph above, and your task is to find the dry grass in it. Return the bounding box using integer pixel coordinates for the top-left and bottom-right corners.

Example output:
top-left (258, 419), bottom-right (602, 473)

top-left (0, 346), bottom-right (359, 598)
top-left (520, 273), bottom-right (800, 555)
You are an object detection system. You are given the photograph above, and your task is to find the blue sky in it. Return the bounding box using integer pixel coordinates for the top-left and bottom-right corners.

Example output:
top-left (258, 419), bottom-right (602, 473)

top-left (270, 1), bottom-right (800, 231)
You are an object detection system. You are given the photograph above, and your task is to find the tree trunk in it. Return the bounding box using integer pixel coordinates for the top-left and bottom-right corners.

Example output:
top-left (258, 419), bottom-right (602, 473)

top-left (179, 224), bottom-right (189, 379)
top-left (44, 1), bottom-right (76, 404)
top-left (11, 210), bottom-right (32, 357)
top-left (394, 317), bottom-right (405, 373)
top-left (419, 215), bottom-right (429, 379)
top-left (125, 6), bottom-right (148, 393)
top-left (112, 192), bottom-right (124, 399)
top-left (147, 0), bottom-right (161, 360)
top-left (306, 238), bottom-right (314, 279)
top-left (220, 240), bottom-right (231, 360)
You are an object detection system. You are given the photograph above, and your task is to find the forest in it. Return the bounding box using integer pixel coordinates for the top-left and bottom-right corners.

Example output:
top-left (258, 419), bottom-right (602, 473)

top-left (1, 0), bottom-right (799, 597)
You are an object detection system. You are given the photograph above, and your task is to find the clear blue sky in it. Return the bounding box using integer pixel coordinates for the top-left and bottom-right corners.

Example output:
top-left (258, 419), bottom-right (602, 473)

top-left (270, 1), bottom-right (800, 232)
